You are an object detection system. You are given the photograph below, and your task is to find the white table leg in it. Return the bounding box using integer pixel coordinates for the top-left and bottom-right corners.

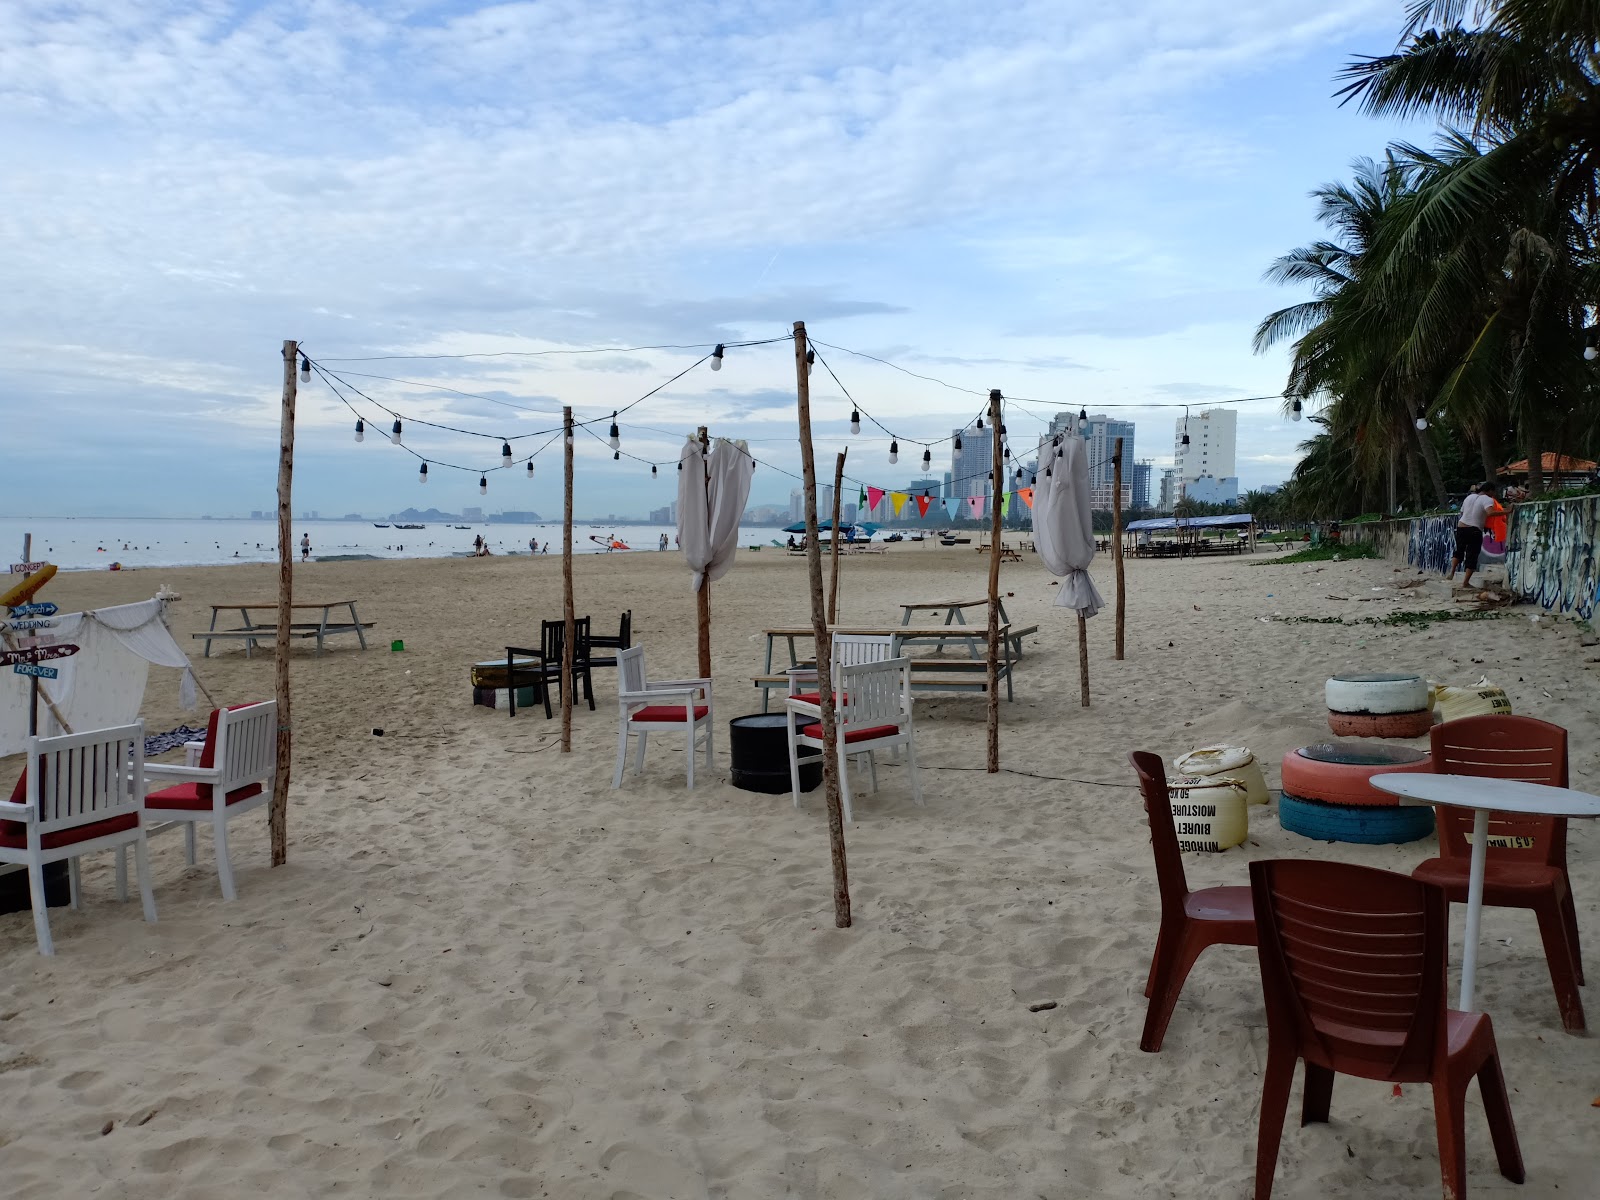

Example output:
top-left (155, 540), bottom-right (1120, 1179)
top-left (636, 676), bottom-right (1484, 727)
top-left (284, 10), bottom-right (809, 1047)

top-left (1459, 807), bottom-right (1491, 1011)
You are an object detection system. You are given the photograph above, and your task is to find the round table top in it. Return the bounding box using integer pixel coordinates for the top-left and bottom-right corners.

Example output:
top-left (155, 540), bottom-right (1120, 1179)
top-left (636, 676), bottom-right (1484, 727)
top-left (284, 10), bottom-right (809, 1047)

top-left (1371, 772), bottom-right (1600, 817)
top-left (1328, 672), bottom-right (1424, 684)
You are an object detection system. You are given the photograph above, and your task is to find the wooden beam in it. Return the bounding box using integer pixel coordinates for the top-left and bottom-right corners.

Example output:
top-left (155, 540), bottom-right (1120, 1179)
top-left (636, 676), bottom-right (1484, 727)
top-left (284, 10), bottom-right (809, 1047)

top-left (985, 389), bottom-right (1003, 773)
top-left (562, 406), bottom-right (574, 752)
top-left (1113, 435), bottom-right (1125, 661)
top-left (271, 340), bottom-right (296, 866)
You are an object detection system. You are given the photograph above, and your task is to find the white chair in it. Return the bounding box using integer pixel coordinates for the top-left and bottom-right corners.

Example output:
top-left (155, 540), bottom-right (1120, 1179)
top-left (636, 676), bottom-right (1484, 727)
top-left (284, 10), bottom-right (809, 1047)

top-left (786, 657), bottom-right (922, 822)
top-left (0, 723), bottom-right (157, 955)
top-left (119, 701), bottom-right (276, 901)
top-left (613, 647), bottom-right (714, 788)
top-left (786, 633), bottom-right (898, 771)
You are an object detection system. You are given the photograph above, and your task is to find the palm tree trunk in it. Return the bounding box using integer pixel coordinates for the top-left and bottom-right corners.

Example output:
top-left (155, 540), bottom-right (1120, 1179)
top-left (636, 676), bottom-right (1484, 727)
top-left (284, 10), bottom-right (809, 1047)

top-left (1387, 442), bottom-right (1398, 513)
top-left (1477, 424), bottom-right (1499, 486)
top-left (1410, 418), bottom-right (1448, 506)
top-left (1405, 443), bottom-right (1423, 511)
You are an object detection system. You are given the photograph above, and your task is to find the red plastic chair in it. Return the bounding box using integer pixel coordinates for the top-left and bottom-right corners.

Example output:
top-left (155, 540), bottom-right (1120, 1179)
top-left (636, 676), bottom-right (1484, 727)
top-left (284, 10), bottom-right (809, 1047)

top-left (1128, 751), bottom-right (1256, 1052)
top-left (1250, 859), bottom-right (1524, 1200)
top-left (1412, 714), bottom-right (1584, 1030)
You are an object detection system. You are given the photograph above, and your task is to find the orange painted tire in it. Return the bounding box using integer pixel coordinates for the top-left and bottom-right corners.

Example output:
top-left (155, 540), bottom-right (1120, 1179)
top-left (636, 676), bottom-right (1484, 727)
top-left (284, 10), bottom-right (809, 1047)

top-left (1281, 743), bottom-right (1432, 807)
top-left (1327, 709), bottom-right (1433, 739)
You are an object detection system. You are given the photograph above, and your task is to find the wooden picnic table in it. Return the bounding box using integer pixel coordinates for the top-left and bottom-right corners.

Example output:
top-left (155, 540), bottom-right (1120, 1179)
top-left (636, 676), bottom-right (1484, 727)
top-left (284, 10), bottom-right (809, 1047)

top-left (755, 622), bottom-right (1034, 710)
top-left (897, 598), bottom-right (1013, 657)
top-left (196, 600), bottom-right (374, 658)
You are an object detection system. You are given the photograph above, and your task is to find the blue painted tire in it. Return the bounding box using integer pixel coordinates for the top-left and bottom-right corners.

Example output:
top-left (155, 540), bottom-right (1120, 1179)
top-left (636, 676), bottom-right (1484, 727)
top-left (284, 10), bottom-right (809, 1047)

top-left (1279, 792), bottom-right (1434, 845)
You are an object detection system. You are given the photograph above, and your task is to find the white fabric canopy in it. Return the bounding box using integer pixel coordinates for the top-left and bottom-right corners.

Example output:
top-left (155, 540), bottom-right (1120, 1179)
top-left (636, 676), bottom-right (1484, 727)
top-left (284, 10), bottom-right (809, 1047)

top-left (1032, 429), bottom-right (1105, 617)
top-left (1, 598), bottom-right (198, 756)
top-left (677, 436), bottom-right (755, 591)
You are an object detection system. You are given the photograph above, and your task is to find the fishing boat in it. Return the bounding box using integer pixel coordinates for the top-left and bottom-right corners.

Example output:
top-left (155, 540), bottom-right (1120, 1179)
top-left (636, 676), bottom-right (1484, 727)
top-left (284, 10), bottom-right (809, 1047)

top-left (394, 523), bottom-right (426, 530)
top-left (373, 523), bottom-right (391, 528)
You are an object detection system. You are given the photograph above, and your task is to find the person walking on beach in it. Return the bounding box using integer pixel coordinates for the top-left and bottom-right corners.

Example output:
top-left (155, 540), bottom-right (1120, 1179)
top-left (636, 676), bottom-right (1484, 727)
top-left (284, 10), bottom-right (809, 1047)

top-left (300, 533), bottom-right (311, 562)
top-left (529, 537), bottom-right (538, 555)
top-left (1449, 482), bottom-right (1496, 590)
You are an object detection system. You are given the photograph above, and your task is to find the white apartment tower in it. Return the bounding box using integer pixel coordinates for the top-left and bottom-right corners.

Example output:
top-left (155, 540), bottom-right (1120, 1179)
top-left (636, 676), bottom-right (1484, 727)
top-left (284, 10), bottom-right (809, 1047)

top-left (1173, 408), bottom-right (1237, 492)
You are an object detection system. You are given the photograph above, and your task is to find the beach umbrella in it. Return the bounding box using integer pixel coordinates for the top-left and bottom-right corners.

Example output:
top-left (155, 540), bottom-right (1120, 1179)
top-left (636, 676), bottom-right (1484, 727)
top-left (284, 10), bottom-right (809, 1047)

top-left (678, 434), bottom-right (755, 676)
top-left (1032, 427), bottom-right (1104, 704)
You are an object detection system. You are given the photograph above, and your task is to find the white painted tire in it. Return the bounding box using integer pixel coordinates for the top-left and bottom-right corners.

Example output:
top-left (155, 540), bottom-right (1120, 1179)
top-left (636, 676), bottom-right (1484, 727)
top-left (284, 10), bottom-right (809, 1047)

top-left (1325, 673), bottom-right (1429, 715)
top-left (1167, 775), bottom-right (1249, 852)
top-left (1174, 745), bottom-right (1270, 806)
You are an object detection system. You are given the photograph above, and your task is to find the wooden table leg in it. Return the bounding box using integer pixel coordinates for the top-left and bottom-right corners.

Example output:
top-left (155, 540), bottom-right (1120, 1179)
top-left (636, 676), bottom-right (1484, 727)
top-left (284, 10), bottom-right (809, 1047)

top-left (351, 602), bottom-right (368, 650)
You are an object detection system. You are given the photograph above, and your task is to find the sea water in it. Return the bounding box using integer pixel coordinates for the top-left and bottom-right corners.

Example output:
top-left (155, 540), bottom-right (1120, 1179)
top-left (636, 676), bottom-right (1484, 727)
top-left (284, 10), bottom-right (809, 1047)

top-left (0, 517), bottom-right (784, 571)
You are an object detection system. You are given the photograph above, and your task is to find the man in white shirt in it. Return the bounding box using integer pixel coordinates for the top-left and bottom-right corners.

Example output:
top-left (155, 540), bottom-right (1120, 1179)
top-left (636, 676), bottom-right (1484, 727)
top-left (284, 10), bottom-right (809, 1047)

top-left (1450, 482), bottom-right (1498, 589)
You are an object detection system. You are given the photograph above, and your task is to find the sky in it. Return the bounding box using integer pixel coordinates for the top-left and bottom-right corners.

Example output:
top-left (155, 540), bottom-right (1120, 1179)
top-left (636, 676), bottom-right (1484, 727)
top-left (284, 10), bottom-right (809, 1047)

top-left (2, 0), bottom-right (1430, 519)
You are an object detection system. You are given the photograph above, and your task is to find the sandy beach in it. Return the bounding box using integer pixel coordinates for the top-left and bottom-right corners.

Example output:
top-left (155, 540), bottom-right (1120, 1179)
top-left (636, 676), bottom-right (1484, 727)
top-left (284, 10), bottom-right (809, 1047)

top-left (2, 544), bottom-right (1597, 1199)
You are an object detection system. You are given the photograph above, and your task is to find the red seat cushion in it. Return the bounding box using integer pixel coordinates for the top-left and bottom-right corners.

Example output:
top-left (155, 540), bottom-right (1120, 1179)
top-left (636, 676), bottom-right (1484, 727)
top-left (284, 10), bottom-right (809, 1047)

top-left (0, 810), bottom-right (139, 850)
top-left (145, 781), bottom-right (264, 812)
top-left (799, 722), bottom-right (901, 745)
top-left (789, 692), bottom-right (847, 706)
top-left (187, 703), bottom-right (264, 800)
top-left (630, 704), bottom-right (708, 722)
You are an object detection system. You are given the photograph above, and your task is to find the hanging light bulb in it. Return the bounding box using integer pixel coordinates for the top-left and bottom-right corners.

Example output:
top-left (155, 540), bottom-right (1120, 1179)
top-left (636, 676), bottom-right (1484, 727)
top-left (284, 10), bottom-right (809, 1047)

top-left (1014, 467), bottom-right (1023, 482)
top-left (1029, 473), bottom-right (1036, 485)
top-left (608, 412), bottom-right (620, 450)
top-left (1004, 446), bottom-right (1011, 460)
top-left (501, 440), bottom-right (513, 466)
top-left (999, 424), bottom-right (1007, 436)
top-left (953, 434), bottom-right (963, 460)
top-left (922, 447), bottom-right (932, 470)
top-left (354, 419), bottom-right (364, 443)
top-left (651, 464), bottom-right (657, 478)
top-left (300, 356), bottom-right (310, 383)
top-left (613, 450), bottom-right (620, 461)
top-left (1078, 407), bottom-right (1088, 424)
top-left (418, 462), bottom-right (428, 484)
top-left (1415, 416), bottom-right (1429, 431)
top-left (390, 418), bottom-right (402, 445)
top-left (889, 440), bottom-right (898, 465)
top-left (805, 348), bottom-right (815, 375)
top-left (1181, 431), bottom-right (1190, 447)
top-left (1291, 398), bottom-right (1303, 422)
top-left (710, 343), bottom-right (724, 371)
top-left (1586, 344), bottom-right (1598, 361)
top-left (526, 459), bottom-right (535, 479)
top-left (850, 409), bottom-right (860, 435)
top-left (479, 475), bottom-right (488, 495)
top-left (976, 416), bottom-right (984, 429)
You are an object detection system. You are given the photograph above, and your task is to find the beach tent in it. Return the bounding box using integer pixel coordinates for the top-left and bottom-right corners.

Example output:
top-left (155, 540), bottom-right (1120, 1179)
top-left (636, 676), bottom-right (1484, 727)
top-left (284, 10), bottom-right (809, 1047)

top-left (1124, 514), bottom-right (1255, 531)
top-left (1, 597), bottom-right (199, 757)
top-left (1032, 432), bottom-right (1104, 617)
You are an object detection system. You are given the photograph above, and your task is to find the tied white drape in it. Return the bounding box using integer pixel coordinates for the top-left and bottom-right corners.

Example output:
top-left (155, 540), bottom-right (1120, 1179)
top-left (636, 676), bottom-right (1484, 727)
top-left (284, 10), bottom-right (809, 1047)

top-left (677, 437), bottom-right (755, 591)
top-left (1032, 430), bottom-right (1105, 618)
top-left (0, 598), bottom-right (199, 756)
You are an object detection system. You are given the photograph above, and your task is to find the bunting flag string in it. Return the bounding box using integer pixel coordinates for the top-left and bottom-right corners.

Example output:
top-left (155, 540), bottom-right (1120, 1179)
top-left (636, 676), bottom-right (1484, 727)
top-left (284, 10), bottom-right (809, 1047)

top-left (889, 491), bottom-right (908, 517)
top-left (916, 494), bottom-right (932, 517)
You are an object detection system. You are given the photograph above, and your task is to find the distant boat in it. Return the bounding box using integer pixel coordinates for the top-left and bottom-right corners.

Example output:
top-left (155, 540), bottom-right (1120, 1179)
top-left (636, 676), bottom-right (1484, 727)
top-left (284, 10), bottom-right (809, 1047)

top-left (394, 523), bottom-right (426, 530)
top-left (373, 523), bottom-right (390, 528)
top-left (453, 525), bottom-right (472, 530)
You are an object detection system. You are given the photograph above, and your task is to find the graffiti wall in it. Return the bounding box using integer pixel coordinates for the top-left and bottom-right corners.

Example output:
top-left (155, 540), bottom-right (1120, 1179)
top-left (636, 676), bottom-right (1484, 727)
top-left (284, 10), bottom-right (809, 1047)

top-left (1356, 496), bottom-right (1600, 617)
top-left (1504, 495), bottom-right (1600, 619)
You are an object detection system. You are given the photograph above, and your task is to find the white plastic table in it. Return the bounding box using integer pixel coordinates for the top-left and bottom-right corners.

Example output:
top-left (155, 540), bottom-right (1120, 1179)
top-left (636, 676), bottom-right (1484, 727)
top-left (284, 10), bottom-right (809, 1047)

top-left (1371, 772), bottom-right (1600, 1014)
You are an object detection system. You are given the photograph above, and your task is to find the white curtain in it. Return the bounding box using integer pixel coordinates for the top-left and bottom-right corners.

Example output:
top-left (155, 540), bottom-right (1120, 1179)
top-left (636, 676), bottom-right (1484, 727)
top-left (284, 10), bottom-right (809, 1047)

top-left (1032, 430), bottom-right (1105, 617)
top-left (1, 598), bottom-right (198, 756)
top-left (677, 437), bottom-right (754, 591)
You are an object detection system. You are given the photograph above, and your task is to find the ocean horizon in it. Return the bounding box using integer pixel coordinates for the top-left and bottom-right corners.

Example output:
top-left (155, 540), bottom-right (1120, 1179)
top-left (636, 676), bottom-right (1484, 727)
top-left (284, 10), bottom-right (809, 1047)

top-left (0, 516), bottom-right (796, 571)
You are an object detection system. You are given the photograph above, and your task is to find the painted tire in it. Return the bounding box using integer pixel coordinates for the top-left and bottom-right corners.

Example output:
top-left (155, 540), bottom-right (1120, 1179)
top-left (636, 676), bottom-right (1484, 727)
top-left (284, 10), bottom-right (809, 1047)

top-left (1280, 742), bottom-right (1431, 807)
top-left (1325, 673), bottom-right (1429, 715)
top-left (1174, 746), bottom-right (1270, 806)
top-left (1327, 709), bottom-right (1433, 739)
top-left (1279, 792), bottom-right (1435, 845)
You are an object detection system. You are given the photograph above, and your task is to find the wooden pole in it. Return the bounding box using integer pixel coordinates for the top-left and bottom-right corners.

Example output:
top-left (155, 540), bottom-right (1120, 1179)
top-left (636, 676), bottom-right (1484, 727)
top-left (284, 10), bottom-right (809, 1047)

top-left (271, 340), bottom-right (295, 867)
top-left (1112, 436), bottom-right (1126, 661)
top-left (793, 321), bottom-right (850, 929)
top-left (1077, 612), bottom-right (1090, 707)
top-left (561, 407), bottom-right (575, 752)
top-left (827, 449), bottom-right (846, 624)
top-left (696, 426), bottom-right (712, 681)
top-left (985, 389), bottom-right (1003, 774)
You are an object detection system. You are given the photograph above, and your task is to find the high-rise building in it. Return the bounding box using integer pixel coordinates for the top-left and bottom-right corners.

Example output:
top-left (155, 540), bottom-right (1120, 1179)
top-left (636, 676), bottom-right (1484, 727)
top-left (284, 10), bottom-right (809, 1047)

top-left (1131, 461), bottom-right (1153, 510)
top-left (789, 489), bottom-right (805, 521)
top-left (1173, 408), bottom-right (1237, 495)
top-left (1159, 468), bottom-right (1179, 511)
top-left (951, 425), bottom-right (993, 500)
top-left (903, 477), bottom-right (943, 515)
top-left (1083, 414), bottom-right (1135, 510)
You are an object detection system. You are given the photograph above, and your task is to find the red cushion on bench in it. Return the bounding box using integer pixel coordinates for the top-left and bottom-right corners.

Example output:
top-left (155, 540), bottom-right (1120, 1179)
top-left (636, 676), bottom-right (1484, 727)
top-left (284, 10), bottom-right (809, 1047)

top-left (630, 704), bottom-right (708, 722)
top-left (144, 782), bottom-right (264, 812)
top-left (0, 811), bottom-right (139, 850)
top-left (799, 722), bottom-right (900, 744)
top-left (788, 692), bottom-right (848, 706)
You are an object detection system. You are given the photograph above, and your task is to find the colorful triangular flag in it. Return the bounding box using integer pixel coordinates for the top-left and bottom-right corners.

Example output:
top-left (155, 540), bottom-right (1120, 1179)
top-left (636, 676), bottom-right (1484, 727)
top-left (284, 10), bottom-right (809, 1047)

top-left (916, 494), bottom-right (932, 517)
top-left (890, 491), bottom-right (908, 517)
top-left (1020, 487), bottom-right (1035, 509)
top-left (969, 495), bottom-right (985, 519)
top-left (944, 496), bottom-right (963, 520)
top-left (866, 486), bottom-right (885, 514)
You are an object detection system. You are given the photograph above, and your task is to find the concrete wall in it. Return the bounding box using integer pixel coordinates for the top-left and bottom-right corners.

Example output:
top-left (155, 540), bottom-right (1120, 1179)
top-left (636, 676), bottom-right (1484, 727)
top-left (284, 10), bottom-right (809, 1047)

top-left (1352, 515), bottom-right (1455, 571)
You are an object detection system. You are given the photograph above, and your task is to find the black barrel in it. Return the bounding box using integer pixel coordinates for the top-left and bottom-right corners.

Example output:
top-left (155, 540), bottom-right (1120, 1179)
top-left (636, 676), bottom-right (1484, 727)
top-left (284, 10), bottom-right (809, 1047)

top-left (729, 712), bottom-right (822, 794)
top-left (0, 861), bottom-right (70, 916)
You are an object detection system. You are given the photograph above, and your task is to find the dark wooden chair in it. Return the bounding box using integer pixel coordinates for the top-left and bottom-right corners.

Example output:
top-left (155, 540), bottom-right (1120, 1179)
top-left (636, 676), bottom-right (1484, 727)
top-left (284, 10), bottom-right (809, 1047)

top-left (506, 618), bottom-right (594, 719)
top-left (1251, 859), bottom-right (1524, 1200)
top-left (584, 611), bottom-right (632, 670)
top-left (1128, 751), bottom-right (1256, 1052)
top-left (1412, 714), bottom-right (1584, 1030)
